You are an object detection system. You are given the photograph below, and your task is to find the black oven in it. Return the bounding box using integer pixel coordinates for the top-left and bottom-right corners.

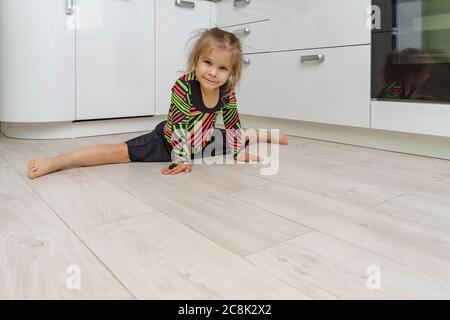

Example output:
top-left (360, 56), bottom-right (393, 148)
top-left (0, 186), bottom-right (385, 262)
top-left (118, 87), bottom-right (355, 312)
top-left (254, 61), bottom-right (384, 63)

top-left (371, 0), bottom-right (450, 103)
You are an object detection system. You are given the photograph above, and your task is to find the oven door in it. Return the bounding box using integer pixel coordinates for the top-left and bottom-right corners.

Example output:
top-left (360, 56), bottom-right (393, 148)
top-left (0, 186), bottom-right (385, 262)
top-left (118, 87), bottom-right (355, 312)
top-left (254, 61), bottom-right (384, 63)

top-left (371, 0), bottom-right (450, 103)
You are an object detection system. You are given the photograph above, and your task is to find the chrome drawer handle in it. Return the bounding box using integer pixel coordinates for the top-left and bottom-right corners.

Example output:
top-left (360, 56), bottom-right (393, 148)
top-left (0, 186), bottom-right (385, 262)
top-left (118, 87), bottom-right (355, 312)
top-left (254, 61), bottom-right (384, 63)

top-left (243, 58), bottom-right (251, 66)
top-left (65, 0), bottom-right (74, 15)
top-left (175, 0), bottom-right (195, 9)
top-left (234, 0), bottom-right (251, 7)
top-left (300, 54), bottom-right (325, 63)
top-left (233, 27), bottom-right (251, 36)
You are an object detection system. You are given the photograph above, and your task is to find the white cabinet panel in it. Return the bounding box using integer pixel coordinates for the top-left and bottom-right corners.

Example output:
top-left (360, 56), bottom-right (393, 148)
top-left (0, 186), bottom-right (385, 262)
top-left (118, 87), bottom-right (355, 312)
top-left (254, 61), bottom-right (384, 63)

top-left (268, 0), bottom-right (371, 51)
top-left (270, 45), bottom-right (370, 128)
top-left (222, 21), bottom-right (269, 54)
top-left (155, 0), bottom-right (211, 115)
top-left (0, 0), bottom-right (75, 122)
top-left (236, 54), bottom-right (270, 116)
top-left (76, 0), bottom-right (155, 120)
top-left (371, 101), bottom-right (450, 138)
top-left (215, 0), bottom-right (270, 27)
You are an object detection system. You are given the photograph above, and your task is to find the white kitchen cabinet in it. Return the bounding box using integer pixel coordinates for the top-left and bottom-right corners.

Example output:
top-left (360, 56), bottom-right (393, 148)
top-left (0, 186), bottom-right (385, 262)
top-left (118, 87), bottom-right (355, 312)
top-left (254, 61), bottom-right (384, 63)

top-left (154, 0), bottom-right (211, 115)
top-left (236, 53), bottom-right (270, 116)
top-left (269, 45), bottom-right (370, 128)
top-left (222, 20), bottom-right (269, 54)
top-left (76, 0), bottom-right (155, 120)
top-left (215, 0), bottom-right (270, 27)
top-left (371, 101), bottom-right (450, 138)
top-left (268, 0), bottom-right (371, 51)
top-left (0, 0), bottom-right (75, 122)
top-left (0, 0), bottom-right (155, 123)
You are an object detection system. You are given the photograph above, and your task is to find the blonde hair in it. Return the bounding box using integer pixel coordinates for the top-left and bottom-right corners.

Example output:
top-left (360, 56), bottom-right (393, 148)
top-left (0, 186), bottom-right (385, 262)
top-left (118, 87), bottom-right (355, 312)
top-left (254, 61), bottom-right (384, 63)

top-left (186, 27), bottom-right (243, 95)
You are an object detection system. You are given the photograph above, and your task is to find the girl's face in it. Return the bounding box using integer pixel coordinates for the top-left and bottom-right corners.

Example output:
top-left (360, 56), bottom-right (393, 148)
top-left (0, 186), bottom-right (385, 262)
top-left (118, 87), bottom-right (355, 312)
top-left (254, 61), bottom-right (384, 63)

top-left (196, 48), bottom-right (233, 92)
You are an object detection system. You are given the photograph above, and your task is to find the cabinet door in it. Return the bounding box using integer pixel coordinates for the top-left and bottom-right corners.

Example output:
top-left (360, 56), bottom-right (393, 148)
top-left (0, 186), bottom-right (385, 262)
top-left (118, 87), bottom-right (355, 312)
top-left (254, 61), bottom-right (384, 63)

top-left (236, 54), bottom-right (270, 116)
top-left (155, 0), bottom-right (211, 115)
top-left (214, 0), bottom-right (270, 27)
top-left (222, 21), bottom-right (269, 54)
top-left (0, 0), bottom-right (75, 122)
top-left (270, 45), bottom-right (370, 128)
top-left (76, 0), bottom-right (155, 120)
top-left (268, 0), bottom-right (371, 51)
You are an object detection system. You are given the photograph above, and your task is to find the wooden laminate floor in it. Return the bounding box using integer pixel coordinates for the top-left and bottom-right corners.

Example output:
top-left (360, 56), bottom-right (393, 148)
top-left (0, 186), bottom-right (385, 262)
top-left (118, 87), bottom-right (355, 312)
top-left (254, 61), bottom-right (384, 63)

top-left (1, 130), bottom-right (450, 299)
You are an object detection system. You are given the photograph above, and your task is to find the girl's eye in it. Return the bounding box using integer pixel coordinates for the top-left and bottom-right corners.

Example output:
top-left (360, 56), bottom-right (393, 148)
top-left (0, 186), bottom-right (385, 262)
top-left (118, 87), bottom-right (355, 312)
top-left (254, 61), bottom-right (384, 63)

top-left (220, 67), bottom-right (228, 71)
top-left (204, 60), bottom-right (212, 65)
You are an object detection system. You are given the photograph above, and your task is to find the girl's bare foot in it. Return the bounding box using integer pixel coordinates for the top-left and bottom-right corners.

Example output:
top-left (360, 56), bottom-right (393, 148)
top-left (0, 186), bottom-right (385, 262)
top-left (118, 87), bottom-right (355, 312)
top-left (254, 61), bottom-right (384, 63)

top-left (279, 134), bottom-right (289, 145)
top-left (27, 158), bottom-right (58, 179)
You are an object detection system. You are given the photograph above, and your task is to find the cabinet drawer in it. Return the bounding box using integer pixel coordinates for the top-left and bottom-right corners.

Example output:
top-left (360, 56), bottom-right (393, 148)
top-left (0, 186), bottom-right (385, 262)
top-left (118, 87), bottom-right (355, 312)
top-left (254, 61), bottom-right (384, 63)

top-left (371, 101), bottom-right (450, 138)
top-left (222, 21), bottom-right (269, 54)
top-left (215, 0), bottom-right (269, 27)
top-left (236, 53), bottom-right (270, 116)
top-left (269, 45), bottom-right (370, 128)
top-left (268, 0), bottom-right (371, 51)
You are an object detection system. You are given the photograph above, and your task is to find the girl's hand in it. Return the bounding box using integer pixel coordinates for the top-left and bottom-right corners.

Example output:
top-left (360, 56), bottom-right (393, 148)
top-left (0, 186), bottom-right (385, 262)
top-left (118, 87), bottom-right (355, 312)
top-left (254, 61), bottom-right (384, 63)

top-left (160, 163), bottom-right (192, 175)
top-left (235, 151), bottom-right (263, 163)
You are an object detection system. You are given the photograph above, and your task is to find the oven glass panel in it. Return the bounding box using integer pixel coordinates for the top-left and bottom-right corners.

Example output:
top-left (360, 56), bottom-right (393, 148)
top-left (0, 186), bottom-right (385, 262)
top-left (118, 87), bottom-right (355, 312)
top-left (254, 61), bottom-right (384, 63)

top-left (372, 0), bottom-right (450, 103)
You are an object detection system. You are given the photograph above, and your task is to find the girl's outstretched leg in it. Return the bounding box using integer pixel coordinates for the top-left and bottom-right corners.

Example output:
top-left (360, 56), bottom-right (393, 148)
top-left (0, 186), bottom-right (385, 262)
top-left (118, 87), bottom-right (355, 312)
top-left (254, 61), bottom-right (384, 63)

top-left (27, 143), bottom-right (131, 179)
top-left (243, 129), bottom-right (288, 145)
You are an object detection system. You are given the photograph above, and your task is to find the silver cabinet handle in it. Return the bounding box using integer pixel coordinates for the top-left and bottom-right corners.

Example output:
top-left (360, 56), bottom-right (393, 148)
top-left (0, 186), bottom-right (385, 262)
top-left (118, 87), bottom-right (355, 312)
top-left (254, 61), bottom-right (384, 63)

top-left (233, 27), bottom-right (251, 36)
top-left (65, 0), bottom-right (74, 15)
top-left (243, 58), bottom-right (251, 66)
top-left (175, 0), bottom-right (195, 9)
top-left (234, 0), bottom-right (251, 7)
top-left (300, 54), bottom-right (325, 63)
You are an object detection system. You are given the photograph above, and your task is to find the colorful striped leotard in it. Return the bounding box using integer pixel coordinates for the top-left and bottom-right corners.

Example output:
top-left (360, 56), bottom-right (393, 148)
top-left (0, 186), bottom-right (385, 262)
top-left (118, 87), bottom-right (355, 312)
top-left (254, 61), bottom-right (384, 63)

top-left (163, 71), bottom-right (244, 164)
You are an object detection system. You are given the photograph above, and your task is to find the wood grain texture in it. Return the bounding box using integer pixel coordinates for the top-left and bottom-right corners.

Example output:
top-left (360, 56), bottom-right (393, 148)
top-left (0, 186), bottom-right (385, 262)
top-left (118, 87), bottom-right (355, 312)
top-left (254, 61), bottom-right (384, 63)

top-left (1, 132), bottom-right (450, 299)
top-left (28, 168), bottom-right (156, 230)
top-left (247, 231), bottom-right (450, 299)
top-left (78, 212), bottom-right (309, 299)
top-left (0, 197), bottom-right (132, 299)
top-left (231, 183), bottom-right (450, 282)
top-left (116, 174), bottom-right (309, 256)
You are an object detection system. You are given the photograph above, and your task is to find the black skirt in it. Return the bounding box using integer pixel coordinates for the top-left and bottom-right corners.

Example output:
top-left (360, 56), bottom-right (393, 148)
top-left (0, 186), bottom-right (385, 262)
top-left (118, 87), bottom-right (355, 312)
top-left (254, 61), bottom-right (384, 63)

top-left (125, 120), bottom-right (246, 163)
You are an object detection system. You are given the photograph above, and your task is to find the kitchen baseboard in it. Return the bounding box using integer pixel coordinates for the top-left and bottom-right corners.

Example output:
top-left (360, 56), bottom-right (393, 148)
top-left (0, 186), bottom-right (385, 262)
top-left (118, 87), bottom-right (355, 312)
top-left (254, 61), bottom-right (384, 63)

top-left (229, 115), bottom-right (450, 161)
top-left (0, 115), bottom-right (167, 140)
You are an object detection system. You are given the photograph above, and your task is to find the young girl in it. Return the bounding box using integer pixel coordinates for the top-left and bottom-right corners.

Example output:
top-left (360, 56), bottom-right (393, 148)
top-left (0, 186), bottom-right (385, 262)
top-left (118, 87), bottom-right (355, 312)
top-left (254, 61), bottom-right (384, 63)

top-left (27, 27), bottom-right (288, 179)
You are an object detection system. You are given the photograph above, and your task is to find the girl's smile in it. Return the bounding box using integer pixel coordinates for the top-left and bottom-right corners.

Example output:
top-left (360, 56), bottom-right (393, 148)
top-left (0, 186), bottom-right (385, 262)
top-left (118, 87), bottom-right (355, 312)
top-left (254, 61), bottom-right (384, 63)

top-left (196, 48), bottom-right (232, 93)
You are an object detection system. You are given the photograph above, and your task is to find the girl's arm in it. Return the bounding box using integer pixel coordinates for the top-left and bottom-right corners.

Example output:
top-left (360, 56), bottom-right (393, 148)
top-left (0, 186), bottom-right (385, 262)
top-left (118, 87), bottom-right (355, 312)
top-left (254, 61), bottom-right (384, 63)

top-left (222, 92), bottom-right (245, 158)
top-left (161, 82), bottom-right (192, 175)
top-left (222, 92), bottom-right (261, 162)
top-left (170, 79), bottom-right (192, 165)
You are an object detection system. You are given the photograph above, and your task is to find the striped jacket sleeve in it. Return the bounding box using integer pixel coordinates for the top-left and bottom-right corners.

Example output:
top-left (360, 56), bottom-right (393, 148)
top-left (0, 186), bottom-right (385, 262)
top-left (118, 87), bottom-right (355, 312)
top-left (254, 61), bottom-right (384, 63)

top-left (170, 78), bottom-right (192, 164)
top-left (222, 91), bottom-right (245, 158)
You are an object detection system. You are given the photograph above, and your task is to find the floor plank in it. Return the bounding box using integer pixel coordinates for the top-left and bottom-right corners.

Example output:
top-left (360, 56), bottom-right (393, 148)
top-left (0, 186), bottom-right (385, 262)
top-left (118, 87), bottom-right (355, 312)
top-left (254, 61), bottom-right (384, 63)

top-left (231, 182), bottom-right (450, 282)
top-left (288, 137), bottom-right (450, 182)
top-left (0, 197), bottom-right (133, 299)
top-left (243, 161), bottom-right (403, 208)
top-left (0, 154), bottom-right (9, 169)
top-left (325, 164), bottom-right (450, 206)
top-left (0, 166), bottom-right (36, 203)
top-left (371, 193), bottom-right (450, 233)
top-left (28, 168), bottom-right (156, 230)
top-left (247, 231), bottom-right (450, 299)
top-left (77, 212), bottom-right (309, 299)
top-left (116, 174), bottom-right (310, 256)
